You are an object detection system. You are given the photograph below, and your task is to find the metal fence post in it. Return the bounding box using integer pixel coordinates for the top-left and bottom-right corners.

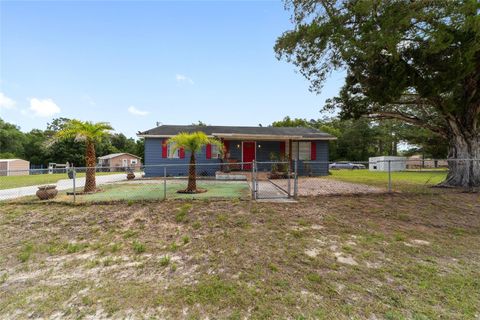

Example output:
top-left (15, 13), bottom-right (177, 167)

top-left (294, 159), bottom-right (298, 198)
top-left (72, 168), bottom-right (76, 204)
top-left (287, 160), bottom-right (291, 197)
top-left (163, 166), bottom-right (167, 200)
top-left (388, 160), bottom-right (392, 193)
top-left (251, 160), bottom-right (256, 200)
top-left (255, 161), bottom-right (259, 199)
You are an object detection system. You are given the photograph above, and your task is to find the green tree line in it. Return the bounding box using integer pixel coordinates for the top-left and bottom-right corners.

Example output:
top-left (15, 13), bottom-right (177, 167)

top-left (0, 117), bottom-right (144, 167)
top-left (272, 116), bottom-right (448, 161)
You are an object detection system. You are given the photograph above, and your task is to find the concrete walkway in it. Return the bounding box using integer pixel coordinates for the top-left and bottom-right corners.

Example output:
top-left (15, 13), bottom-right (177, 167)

top-left (256, 180), bottom-right (290, 199)
top-left (0, 174), bottom-right (127, 201)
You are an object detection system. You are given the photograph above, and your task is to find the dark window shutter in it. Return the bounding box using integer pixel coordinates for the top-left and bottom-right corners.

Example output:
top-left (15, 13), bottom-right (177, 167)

top-left (206, 144), bottom-right (212, 159)
top-left (310, 142), bottom-right (317, 160)
top-left (162, 139), bottom-right (168, 158)
top-left (179, 147), bottom-right (185, 159)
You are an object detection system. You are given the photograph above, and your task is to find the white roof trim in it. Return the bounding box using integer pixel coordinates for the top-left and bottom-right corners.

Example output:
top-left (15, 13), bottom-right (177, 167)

top-left (0, 159), bottom-right (29, 162)
top-left (98, 153), bottom-right (142, 160)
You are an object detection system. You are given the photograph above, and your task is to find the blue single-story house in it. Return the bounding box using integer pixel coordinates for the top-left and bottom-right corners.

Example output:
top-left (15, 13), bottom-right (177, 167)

top-left (137, 125), bottom-right (336, 177)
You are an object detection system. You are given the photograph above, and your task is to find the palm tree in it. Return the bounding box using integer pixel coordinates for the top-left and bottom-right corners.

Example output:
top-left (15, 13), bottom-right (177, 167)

top-left (168, 132), bottom-right (223, 193)
top-left (55, 120), bottom-right (113, 193)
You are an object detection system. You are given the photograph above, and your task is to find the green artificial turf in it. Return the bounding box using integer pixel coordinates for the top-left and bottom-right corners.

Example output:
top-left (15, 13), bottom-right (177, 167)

top-left (71, 181), bottom-right (250, 202)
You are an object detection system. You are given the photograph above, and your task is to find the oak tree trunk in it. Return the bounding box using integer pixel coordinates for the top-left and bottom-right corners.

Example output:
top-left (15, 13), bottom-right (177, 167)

top-left (84, 140), bottom-right (97, 193)
top-left (186, 153), bottom-right (197, 192)
top-left (440, 130), bottom-right (480, 188)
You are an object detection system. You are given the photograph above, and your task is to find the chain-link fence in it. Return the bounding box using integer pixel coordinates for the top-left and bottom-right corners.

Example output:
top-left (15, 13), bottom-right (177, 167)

top-left (252, 161), bottom-right (293, 200)
top-left (0, 159), bottom-right (477, 203)
top-left (286, 158), bottom-right (478, 197)
top-left (0, 163), bottom-right (253, 203)
top-left (252, 158), bottom-right (478, 199)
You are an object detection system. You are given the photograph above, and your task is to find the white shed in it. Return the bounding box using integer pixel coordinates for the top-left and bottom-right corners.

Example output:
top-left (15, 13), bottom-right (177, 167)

top-left (369, 156), bottom-right (406, 172)
top-left (0, 159), bottom-right (30, 176)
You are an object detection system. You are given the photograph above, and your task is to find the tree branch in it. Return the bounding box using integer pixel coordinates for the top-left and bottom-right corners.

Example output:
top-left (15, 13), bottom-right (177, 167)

top-left (366, 111), bottom-right (447, 137)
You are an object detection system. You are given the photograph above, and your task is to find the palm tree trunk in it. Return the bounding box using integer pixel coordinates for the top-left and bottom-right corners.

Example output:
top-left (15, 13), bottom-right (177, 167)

top-left (84, 140), bottom-right (96, 192)
top-left (186, 152), bottom-right (196, 192)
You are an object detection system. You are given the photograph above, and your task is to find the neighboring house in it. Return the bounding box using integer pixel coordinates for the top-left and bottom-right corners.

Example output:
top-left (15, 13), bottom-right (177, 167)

top-left (97, 153), bottom-right (142, 171)
top-left (407, 155), bottom-right (448, 169)
top-left (0, 159), bottom-right (30, 176)
top-left (137, 125), bottom-right (336, 177)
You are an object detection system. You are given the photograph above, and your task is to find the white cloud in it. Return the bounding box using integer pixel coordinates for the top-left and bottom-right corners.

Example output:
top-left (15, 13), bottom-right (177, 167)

top-left (128, 105), bottom-right (149, 116)
top-left (29, 98), bottom-right (61, 117)
top-left (175, 74), bottom-right (194, 85)
top-left (0, 92), bottom-right (16, 110)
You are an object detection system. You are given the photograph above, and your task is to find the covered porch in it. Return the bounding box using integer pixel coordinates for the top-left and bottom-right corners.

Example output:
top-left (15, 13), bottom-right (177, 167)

top-left (215, 132), bottom-right (330, 176)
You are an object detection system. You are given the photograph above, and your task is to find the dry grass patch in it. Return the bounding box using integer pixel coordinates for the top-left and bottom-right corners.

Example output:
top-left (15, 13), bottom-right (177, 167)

top-left (0, 194), bottom-right (479, 319)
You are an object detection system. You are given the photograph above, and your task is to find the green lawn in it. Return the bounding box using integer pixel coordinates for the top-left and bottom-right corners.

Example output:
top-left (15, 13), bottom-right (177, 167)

top-left (54, 181), bottom-right (250, 202)
top-left (0, 172), bottom-right (119, 190)
top-left (327, 169), bottom-right (448, 191)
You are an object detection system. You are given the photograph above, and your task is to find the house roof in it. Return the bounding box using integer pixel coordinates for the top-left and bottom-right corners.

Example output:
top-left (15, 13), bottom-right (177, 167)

top-left (137, 125), bottom-right (336, 140)
top-left (98, 153), bottom-right (141, 160)
top-left (0, 159), bottom-right (28, 162)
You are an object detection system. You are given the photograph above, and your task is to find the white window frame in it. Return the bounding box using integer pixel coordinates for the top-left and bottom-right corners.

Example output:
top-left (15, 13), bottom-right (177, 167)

top-left (210, 144), bottom-right (221, 159)
top-left (292, 141), bottom-right (311, 161)
top-left (130, 159), bottom-right (138, 165)
top-left (167, 142), bottom-right (180, 159)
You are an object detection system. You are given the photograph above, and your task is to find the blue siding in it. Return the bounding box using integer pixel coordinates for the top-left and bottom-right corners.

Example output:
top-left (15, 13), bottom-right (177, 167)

top-left (226, 140), bottom-right (282, 164)
top-left (297, 141), bottom-right (329, 176)
top-left (144, 138), bottom-right (221, 177)
top-left (143, 138), bottom-right (329, 177)
top-left (227, 140), bottom-right (242, 160)
top-left (254, 141), bottom-right (283, 172)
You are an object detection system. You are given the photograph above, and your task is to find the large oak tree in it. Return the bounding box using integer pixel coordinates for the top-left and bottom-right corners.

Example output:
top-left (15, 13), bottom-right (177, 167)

top-left (275, 0), bottom-right (480, 187)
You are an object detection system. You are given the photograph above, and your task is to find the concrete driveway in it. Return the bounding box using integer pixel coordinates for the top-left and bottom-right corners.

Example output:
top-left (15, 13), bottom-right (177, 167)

top-left (0, 174), bottom-right (128, 201)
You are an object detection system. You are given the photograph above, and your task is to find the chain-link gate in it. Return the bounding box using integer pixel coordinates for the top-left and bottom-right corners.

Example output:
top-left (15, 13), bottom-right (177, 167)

top-left (251, 160), bottom-right (294, 199)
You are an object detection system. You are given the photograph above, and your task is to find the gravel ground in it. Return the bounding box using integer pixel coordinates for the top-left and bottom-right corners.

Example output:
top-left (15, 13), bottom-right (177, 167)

top-left (272, 177), bottom-right (386, 195)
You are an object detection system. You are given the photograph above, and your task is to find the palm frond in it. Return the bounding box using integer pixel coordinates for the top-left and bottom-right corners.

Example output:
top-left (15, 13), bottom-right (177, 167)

top-left (167, 131), bottom-right (223, 155)
top-left (54, 119), bottom-right (113, 143)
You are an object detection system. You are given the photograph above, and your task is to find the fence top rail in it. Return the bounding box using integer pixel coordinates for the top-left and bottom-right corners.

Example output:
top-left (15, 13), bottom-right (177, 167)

top-left (254, 161), bottom-right (290, 164)
top-left (304, 158), bottom-right (480, 164)
top-left (1, 158), bottom-right (479, 174)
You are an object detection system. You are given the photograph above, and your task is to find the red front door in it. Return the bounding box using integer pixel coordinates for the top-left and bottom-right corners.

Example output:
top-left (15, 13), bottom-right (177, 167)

top-left (242, 142), bottom-right (255, 170)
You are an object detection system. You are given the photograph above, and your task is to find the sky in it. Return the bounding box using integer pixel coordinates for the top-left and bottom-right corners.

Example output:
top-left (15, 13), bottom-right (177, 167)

top-left (0, 0), bottom-right (344, 139)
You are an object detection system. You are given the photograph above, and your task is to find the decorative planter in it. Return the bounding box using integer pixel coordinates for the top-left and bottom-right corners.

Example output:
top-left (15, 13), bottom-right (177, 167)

top-left (36, 185), bottom-right (58, 200)
top-left (127, 172), bottom-right (135, 180)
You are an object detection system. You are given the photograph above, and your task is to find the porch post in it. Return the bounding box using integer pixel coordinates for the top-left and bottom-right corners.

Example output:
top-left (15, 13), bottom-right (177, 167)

top-left (294, 159), bottom-right (298, 199)
top-left (288, 139), bottom-right (292, 165)
top-left (251, 159), bottom-right (257, 200)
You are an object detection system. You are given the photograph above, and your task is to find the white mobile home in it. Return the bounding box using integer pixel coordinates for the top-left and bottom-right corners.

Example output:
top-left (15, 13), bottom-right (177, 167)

top-left (369, 156), bottom-right (406, 172)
